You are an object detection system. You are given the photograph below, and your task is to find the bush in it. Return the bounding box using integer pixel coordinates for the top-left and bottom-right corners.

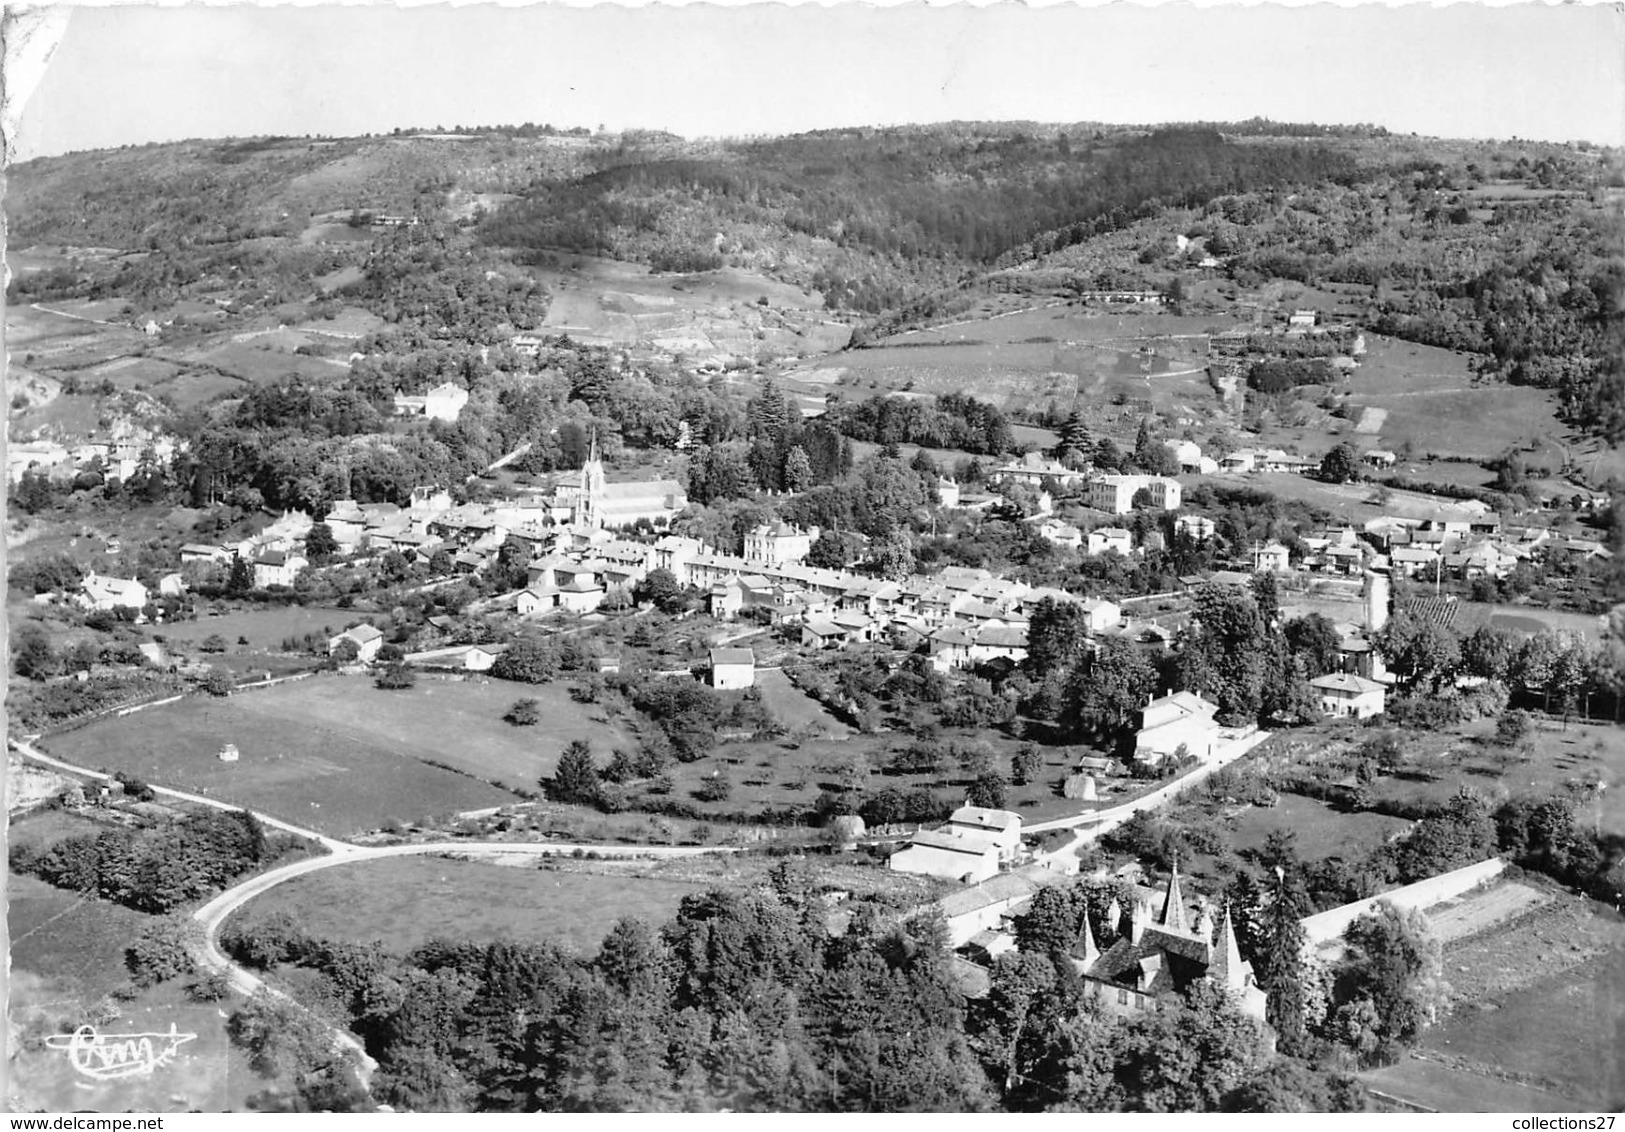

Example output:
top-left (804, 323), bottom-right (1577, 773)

top-left (200, 634), bottom-right (229, 654)
top-left (503, 697), bottom-right (541, 726)
top-left (125, 916), bottom-right (199, 987)
top-left (374, 663), bottom-right (416, 690)
top-left (115, 772), bottom-right (157, 802)
top-left (202, 669), bottom-right (234, 697)
top-left (694, 773), bottom-right (733, 803)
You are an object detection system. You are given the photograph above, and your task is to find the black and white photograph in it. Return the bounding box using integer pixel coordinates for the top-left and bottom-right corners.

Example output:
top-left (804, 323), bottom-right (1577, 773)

top-left (4, 0), bottom-right (1623, 1116)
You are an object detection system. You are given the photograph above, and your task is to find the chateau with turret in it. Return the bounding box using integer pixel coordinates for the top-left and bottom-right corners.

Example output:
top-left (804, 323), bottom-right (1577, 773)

top-left (1068, 863), bottom-right (1270, 1025)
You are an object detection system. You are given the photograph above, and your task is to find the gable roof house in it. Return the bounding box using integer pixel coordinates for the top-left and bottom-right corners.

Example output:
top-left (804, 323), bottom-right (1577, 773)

top-left (328, 623), bottom-right (385, 661)
top-left (1135, 691), bottom-right (1222, 765)
top-left (80, 573), bottom-right (149, 612)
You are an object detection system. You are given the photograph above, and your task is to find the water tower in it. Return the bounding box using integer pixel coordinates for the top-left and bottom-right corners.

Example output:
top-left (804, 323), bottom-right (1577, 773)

top-left (1362, 569), bottom-right (1391, 635)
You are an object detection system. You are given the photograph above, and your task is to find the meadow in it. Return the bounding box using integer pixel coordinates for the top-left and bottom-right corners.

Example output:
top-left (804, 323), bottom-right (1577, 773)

top-left (225, 855), bottom-right (711, 955)
top-left (43, 685), bottom-right (523, 836)
top-left (1225, 792), bottom-right (1411, 859)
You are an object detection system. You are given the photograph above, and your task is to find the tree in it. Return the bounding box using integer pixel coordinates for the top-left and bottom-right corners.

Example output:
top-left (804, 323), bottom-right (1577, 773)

top-left (1319, 442), bottom-right (1360, 484)
top-left (227, 554), bottom-right (254, 596)
top-left (202, 669), bottom-right (234, 697)
top-left (632, 567), bottom-right (688, 613)
top-left (1011, 743), bottom-right (1043, 786)
top-left (13, 626), bottom-right (57, 680)
top-left (305, 521), bottom-right (339, 563)
top-left (549, 739), bottom-right (601, 804)
top-left (782, 446), bottom-right (813, 494)
top-left (1068, 636), bottom-right (1159, 742)
top-left (126, 915), bottom-right (199, 986)
top-left (504, 697), bottom-right (542, 726)
top-left (16, 470), bottom-right (56, 514)
top-left (873, 529), bottom-right (915, 581)
top-left (1254, 867), bottom-right (1314, 1055)
top-left (201, 633), bottom-right (229, 654)
top-left (491, 637), bottom-right (560, 684)
top-left (375, 662), bottom-right (416, 690)
top-left (1496, 708), bottom-right (1533, 746)
top-left (968, 770), bottom-right (1009, 809)
top-left (1330, 902), bottom-right (1445, 1064)
top-left (1282, 613), bottom-right (1342, 678)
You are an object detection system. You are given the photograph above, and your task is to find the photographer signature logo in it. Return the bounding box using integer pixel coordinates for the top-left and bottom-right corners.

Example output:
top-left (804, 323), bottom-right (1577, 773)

top-left (43, 1024), bottom-right (198, 1080)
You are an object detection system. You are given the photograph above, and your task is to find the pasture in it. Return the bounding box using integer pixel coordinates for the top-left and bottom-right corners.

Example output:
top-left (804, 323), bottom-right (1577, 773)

top-left (1226, 792), bottom-right (1412, 860)
top-left (751, 667), bottom-right (853, 736)
top-left (42, 687), bottom-right (522, 836)
top-left (219, 672), bottom-right (637, 788)
top-left (155, 605), bottom-right (362, 650)
top-left (227, 855), bottom-right (711, 955)
top-left (1340, 334), bottom-right (1569, 461)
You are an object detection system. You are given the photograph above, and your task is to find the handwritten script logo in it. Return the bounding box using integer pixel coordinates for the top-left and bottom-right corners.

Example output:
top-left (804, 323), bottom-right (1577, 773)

top-left (43, 1024), bottom-right (198, 1080)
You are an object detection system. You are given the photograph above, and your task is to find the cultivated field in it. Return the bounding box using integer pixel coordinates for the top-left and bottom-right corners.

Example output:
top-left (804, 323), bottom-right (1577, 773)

top-left (42, 687), bottom-right (523, 836)
top-left (226, 855), bottom-right (711, 955)
top-left (752, 667), bottom-right (854, 736)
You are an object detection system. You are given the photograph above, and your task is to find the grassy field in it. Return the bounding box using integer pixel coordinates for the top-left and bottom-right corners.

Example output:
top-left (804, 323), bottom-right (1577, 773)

top-left (1418, 936), bottom-right (1625, 1109)
top-left (43, 687), bottom-right (522, 836)
top-left (226, 855), bottom-right (711, 955)
top-left (1372, 717), bottom-right (1625, 837)
top-left (221, 672), bottom-right (637, 787)
top-left (752, 667), bottom-right (853, 736)
top-left (155, 605), bottom-right (363, 650)
top-left (1226, 792), bottom-right (1412, 859)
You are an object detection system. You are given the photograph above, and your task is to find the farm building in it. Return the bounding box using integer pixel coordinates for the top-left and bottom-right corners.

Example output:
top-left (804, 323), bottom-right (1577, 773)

top-left (889, 827), bottom-right (1003, 885)
top-left (709, 648), bottom-right (756, 690)
top-left (404, 643), bottom-right (505, 671)
top-left (328, 623), bottom-right (384, 662)
top-left (1134, 691), bottom-right (1222, 765)
top-left (1311, 672), bottom-right (1387, 719)
top-left (179, 543), bottom-right (232, 565)
top-left (944, 806), bottom-right (1023, 863)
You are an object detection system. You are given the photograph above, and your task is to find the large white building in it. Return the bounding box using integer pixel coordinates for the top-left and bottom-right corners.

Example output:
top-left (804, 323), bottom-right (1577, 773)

top-left (394, 382), bottom-right (470, 422)
top-left (1087, 475), bottom-right (1181, 515)
top-left (557, 438), bottom-right (688, 530)
top-left (743, 522), bottom-right (817, 568)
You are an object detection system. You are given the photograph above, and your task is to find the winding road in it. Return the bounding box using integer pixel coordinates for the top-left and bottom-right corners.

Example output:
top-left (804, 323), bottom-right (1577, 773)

top-left (14, 723), bottom-right (1272, 1084)
top-left (11, 738), bottom-right (733, 1078)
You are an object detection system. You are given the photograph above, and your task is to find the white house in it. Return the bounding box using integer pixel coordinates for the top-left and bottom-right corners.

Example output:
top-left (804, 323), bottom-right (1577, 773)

top-left (709, 647), bottom-right (756, 690)
top-left (1087, 475), bottom-right (1181, 515)
top-left (743, 522), bottom-right (817, 568)
top-left (936, 478), bottom-right (962, 509)
top-left (1253, 542), bottom-right (1292, 573)
top-left (80, 573), bottom-right (149, 611)
top-left (1079, 597), bottom-right (1123, 634)
top-left (1288, 309), bottom-right (1317, 329)
top-left (1087, 527), bottom-right (1134, 557)
top-left (252, 550), bottom-right (307, 589)
top-left (328, 623), bottom-right (384, 662)
top-left (1134, 691), bottom-right (1223, 764)
top-left (1038, 519), bottom-right (1084, 549)
top-left (394, 382), bottom-right (470, 422)
top-left (1311, 673), bottom-right (1387, 719)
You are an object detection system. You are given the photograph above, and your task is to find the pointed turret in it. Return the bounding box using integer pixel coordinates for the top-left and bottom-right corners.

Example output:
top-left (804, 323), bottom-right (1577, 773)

top-left (1159, 858), bottom-right (1190, 934)
top-left (1104, 896), bottom-right (1123, 940)
top-left (1211, 903), bottom-right (1246, 991)
top-left (1077, 912), bottom-right (1102, 971)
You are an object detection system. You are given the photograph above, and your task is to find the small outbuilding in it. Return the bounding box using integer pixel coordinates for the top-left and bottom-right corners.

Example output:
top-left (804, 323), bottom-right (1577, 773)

top-left (709, 647), bottom-right (756, 690)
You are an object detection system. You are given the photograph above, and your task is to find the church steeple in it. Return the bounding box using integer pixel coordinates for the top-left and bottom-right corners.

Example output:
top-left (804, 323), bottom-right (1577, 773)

top-left (1078, 911), bottom-right (1102, 970)
top-left (1159, 857), bottom-right (1190, 934)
